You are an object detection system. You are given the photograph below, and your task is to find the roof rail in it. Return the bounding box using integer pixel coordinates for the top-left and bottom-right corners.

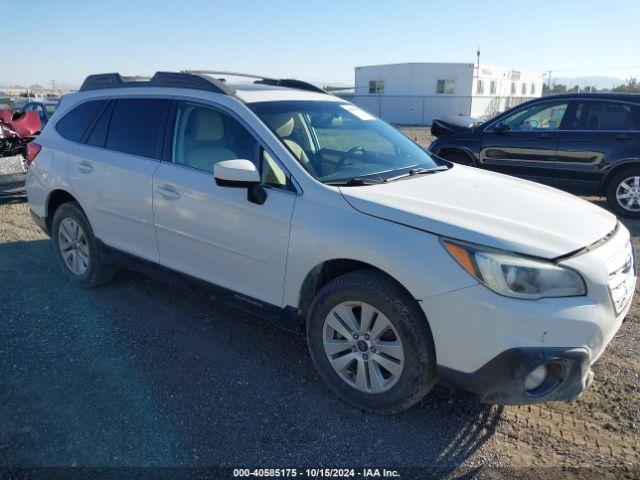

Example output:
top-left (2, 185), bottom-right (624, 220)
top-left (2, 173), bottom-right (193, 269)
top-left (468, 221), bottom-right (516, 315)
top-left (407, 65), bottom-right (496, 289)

top-left (79, 72), bottom-right (236, 95)
top-left (183, 70), bottom-right (326, 94)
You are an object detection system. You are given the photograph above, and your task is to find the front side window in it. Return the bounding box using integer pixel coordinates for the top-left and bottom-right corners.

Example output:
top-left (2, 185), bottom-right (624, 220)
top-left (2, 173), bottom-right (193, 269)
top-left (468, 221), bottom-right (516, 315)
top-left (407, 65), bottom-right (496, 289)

top-left (106, 98), bottom-right (170, 159)
top-left (56, 99), bottom-right (108, 143)
top-left (565, 101), bottom-right (637, 131)
top-left (437, 79), bottom-right (455, 94)
top-left (250, 100), bottom-right (442, 184)
top-left (172, 101), bottom-right (289, 188)
top-left (499, 102), bottom-right (569, 131)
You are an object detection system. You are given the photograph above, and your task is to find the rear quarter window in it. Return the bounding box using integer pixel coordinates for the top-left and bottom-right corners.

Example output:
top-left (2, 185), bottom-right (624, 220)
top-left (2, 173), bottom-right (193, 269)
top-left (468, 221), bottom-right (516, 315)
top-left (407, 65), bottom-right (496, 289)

top-left (55, 100), bottom-right (108, 142)
top-left (105, 98), bottom-right (170, 159)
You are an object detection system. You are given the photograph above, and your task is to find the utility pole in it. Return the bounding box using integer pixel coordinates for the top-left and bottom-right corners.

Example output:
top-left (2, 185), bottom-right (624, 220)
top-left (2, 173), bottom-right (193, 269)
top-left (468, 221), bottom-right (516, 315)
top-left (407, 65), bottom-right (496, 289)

top-left (476, 47), bottom-right (480, 78)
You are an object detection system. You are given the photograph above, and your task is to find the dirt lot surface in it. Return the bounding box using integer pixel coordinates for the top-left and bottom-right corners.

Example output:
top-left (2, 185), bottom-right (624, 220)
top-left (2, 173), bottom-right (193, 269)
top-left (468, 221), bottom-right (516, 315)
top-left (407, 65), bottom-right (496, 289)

top-left (1, 137), bottom-right (639, 478)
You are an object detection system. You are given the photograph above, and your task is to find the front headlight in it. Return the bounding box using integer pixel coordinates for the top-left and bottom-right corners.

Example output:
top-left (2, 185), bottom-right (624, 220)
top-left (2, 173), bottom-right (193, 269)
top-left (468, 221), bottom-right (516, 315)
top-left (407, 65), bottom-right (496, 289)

top-left (442, 239), bottom-right (586, 299)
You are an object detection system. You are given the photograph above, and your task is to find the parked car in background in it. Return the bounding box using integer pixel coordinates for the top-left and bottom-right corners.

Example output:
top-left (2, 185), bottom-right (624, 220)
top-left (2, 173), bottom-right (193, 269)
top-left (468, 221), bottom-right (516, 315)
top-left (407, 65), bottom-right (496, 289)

top-left (17, 100), bottom-right (59, 127)
top-left (429, 93), bottom-right (640, 218)
top-left (26, 72), bottom-right (634, 413)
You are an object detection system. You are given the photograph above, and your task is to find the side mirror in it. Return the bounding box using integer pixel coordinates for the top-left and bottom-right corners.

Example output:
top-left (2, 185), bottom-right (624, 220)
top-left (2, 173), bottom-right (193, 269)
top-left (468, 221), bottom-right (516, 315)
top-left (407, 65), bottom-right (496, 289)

top-left (494, 122), bottom-right (510, 134)
top-left (214, 159), bottom-right (267, 205)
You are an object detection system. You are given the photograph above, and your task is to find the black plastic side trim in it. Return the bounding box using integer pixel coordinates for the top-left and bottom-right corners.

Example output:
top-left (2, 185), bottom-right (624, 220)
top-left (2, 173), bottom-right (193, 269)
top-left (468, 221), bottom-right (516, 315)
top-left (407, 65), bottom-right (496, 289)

top-left (30, 208), bottom-right (49, 236)
top-left (95, 240), bottom-right (301, 333)
top-left (437, 347), bottom-right (592, 405)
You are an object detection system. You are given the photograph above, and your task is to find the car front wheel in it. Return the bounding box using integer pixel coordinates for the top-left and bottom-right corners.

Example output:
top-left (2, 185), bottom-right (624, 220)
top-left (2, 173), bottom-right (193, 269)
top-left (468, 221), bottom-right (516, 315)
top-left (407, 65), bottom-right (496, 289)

top-left (306, 270), bottom-right (437, 414)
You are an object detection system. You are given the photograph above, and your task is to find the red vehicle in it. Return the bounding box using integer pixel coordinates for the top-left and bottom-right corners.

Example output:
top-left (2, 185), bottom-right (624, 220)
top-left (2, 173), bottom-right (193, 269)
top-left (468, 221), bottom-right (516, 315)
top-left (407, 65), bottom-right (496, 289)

top-left (0, 109), bottom-right (42, 159)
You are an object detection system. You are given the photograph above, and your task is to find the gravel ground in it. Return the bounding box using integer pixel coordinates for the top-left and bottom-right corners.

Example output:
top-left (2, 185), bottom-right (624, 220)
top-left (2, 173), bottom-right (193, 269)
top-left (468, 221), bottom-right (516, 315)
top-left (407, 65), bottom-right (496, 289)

top-left (1, 139), bottom-right (639, 478)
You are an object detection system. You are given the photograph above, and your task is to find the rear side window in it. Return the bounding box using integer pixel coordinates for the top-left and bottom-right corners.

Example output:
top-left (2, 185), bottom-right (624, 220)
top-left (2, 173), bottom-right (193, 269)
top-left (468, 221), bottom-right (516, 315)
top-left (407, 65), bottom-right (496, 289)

top-left (85, 102), bottom-right (113, 148)
top-left (566, 101), bottom-right (638, 131)
top-left (106, 98), bottom-right (170, 159)
top-left (56, 100), bottom-right (108, 142)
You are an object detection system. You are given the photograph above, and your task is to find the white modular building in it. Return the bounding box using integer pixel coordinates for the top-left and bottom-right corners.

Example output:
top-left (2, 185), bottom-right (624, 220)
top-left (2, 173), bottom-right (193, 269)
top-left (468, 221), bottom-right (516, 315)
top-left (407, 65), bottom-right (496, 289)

top-left (343, 63), bottom-right (544, 125)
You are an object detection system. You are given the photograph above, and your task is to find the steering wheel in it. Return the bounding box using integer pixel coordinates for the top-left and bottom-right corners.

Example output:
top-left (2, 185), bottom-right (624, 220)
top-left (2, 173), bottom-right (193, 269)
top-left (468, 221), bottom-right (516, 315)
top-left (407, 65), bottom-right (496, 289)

top-left (335, 146), bottom-right (366, 170)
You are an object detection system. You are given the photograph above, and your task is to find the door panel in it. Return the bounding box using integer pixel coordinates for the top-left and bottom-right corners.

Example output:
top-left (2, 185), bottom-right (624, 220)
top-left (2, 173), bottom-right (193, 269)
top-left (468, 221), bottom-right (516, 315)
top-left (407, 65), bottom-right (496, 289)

top-left (479, 101), bottom-right (569, 185)
top-left (555, 101), bottom-right (640, 193)
top-left (153, 100), bottom-right (296, 306)
top-left (67, 97), bottom-right (170, 262)
top-left (69, 146), bottom-right (161, 261)
top-left (153, 163), bottom-right (295, 305)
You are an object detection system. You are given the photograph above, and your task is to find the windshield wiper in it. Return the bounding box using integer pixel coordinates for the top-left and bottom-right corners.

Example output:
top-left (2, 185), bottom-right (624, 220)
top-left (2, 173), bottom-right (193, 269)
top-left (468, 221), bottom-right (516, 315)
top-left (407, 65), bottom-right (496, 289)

top-left (386, 166), bottom-right (450, 182)
top-left (324, 176), bottom-right (387, 186)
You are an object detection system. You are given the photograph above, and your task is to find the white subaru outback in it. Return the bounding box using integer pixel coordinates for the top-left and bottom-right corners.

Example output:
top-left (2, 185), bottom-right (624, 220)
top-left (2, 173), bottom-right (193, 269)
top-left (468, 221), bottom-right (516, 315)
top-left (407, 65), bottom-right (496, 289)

top-left (26, 71), bottom-right (636, 414)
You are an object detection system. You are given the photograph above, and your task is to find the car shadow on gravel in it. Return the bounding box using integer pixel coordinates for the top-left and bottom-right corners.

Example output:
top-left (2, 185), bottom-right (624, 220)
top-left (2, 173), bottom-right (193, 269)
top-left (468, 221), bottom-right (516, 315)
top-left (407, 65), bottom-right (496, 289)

top-left (1, 238), bottom-right (502, 470)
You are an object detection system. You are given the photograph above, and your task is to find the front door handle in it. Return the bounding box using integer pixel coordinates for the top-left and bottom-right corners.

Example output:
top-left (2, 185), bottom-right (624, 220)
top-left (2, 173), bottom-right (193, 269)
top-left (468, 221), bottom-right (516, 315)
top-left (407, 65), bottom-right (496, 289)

top-left (156, 184), bottom-right (181, 200)
top-left (76, 160), bottom-right (93, 173)
top-left (614, 134), bottom-right (630, 141)
top-left (537, 133), bottom-right (554, 139)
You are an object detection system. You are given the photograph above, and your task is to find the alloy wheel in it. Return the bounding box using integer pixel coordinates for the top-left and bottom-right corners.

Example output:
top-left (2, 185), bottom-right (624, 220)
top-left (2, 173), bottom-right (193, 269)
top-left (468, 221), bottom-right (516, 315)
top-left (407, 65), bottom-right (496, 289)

top-left (322, 301), bottom-right (404, 393)
top-left (616, 176), bottom-right (640, 212)
top-left (58, 218), bottom-right (90, 275)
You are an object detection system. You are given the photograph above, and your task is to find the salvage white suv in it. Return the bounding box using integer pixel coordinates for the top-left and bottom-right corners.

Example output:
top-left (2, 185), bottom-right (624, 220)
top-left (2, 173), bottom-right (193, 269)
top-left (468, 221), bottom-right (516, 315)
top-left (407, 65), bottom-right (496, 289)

top-left (26, 71), bottom-right (636, 413)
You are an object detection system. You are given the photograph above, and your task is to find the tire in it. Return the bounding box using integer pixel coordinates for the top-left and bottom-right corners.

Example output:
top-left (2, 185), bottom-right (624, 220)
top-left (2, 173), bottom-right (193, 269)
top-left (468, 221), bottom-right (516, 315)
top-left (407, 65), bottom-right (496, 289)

top-left (606, 167), bottom-right (640, 219)
top-left (440, 150), bottom-right (473, 166)
top-left (306, 269), bottom-right (437, 414)
top-left (51, 201), bottom-right (118, 287)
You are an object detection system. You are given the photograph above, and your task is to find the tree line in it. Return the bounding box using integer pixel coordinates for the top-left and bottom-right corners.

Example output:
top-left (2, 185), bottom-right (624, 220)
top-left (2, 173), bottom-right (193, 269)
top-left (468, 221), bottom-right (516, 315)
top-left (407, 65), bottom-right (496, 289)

top-left (543, 77), bottom-right (640, 95)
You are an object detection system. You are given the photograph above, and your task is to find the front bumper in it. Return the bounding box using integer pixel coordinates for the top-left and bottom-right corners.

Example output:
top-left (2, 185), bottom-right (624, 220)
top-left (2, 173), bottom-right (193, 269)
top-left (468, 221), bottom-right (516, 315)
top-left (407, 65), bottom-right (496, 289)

top-left (438, 347), bottom-right (593, 404)
top-left (422, 223), bottom-right (634, 404)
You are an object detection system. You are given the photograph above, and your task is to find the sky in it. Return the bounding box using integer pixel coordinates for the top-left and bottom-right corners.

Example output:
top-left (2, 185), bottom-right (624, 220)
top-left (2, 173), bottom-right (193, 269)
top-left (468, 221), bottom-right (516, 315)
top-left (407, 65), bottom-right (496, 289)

top-left (2, 0), bottom-right (640, 87)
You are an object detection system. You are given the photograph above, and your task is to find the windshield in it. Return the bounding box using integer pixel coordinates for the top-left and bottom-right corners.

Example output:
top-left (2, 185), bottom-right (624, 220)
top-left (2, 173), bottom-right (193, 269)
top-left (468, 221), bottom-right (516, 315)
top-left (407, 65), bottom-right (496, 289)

top-left (249, 101), bottom-right (441, 184)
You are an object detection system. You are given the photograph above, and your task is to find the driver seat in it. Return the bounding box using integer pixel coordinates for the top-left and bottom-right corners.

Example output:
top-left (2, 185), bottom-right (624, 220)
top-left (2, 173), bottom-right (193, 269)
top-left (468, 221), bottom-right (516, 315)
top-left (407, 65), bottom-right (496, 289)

top-left (267, 114), bottom-right (318, 177)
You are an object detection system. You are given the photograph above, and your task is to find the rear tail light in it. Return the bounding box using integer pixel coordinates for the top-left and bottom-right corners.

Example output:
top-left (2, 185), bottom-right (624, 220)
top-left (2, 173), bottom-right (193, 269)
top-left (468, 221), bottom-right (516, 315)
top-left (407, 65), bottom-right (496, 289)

top-left (25, 142), bottom-right (42, 166)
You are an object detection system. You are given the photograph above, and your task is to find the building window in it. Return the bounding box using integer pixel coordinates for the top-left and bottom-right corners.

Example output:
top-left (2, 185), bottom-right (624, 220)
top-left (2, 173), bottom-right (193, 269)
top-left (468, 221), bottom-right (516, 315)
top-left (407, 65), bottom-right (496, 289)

top-left (521, 83), bottom-right (527, 95)
top-left (476, 79), bottom-right (484, 94)
top-left (490, 80), bottom-right (497, 94)
top-left (531, 83), bottom-right (536, 95)
top-left (510, 82), bottom-right (517, 95)
top-left (436, 79), bottom-right (455, 94)
top-left (369, 80), bottom-right (384, 94)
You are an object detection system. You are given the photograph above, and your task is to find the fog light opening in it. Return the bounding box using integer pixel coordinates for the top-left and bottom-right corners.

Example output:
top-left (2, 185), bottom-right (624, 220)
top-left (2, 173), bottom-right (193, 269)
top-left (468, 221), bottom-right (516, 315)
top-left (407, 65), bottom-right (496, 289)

top-left (524, 364), bottom-right (547, 391)
top-left (524, 361), bottom-right (565, 397)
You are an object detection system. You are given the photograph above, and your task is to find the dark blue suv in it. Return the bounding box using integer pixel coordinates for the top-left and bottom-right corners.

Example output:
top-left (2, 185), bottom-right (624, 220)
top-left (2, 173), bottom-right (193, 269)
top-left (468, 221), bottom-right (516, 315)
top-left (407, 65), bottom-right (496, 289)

top-left (429, 93), bottom-right (640, 218)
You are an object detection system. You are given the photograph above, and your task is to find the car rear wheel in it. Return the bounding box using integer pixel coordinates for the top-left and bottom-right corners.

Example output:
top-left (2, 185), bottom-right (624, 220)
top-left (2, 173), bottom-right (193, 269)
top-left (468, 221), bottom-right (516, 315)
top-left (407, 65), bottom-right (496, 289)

top-left (606, 168), bottom-right (640, 219)
top-left (52, 202), bottom-right (118, 287)
top-left (306, 270), bottom-right (437, 414)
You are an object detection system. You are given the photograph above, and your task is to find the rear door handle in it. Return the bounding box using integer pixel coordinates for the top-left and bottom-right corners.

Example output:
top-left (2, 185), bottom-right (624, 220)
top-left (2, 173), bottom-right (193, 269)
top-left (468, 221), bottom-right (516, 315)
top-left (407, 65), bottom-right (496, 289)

top-left (614, 134), bottom-right (630, 141)
top-left (76, 160), bottom-right (93, 173)
top-left (156, 184), bottom-right (181, 200)
top-left (537, 133), bottom-right (554, 139)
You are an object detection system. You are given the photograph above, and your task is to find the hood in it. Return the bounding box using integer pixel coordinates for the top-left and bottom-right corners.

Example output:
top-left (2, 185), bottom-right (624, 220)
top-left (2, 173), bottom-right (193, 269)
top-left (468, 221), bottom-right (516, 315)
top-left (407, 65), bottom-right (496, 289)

top-left (430, 118), bottom-right (474, 138)
top-left (340, 166), bottom-right (616, 259)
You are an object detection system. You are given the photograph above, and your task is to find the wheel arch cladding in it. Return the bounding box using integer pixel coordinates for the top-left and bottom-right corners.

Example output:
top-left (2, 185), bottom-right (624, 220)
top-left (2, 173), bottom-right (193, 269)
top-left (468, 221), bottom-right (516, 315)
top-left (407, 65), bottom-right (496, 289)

top-left (602, 160), bottom-right (640, 189)
top-left (45, 189), bottom-right (81, 233)
top-left (297, 259), bottom-right (421, 325)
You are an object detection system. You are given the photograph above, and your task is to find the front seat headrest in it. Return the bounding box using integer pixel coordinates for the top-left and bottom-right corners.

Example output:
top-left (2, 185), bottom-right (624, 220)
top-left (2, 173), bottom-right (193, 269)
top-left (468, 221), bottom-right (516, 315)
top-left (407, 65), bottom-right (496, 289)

top-left (188, 108), bottom-right (224, 141)
top-left (266, 114), bottom-right (295, 138)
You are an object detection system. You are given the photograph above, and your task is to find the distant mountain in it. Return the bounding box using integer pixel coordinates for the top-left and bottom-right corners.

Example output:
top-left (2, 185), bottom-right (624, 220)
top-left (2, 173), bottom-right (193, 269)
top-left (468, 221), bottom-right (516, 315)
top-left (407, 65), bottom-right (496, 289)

top-left (552, 76), bottom-right (624, 89)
